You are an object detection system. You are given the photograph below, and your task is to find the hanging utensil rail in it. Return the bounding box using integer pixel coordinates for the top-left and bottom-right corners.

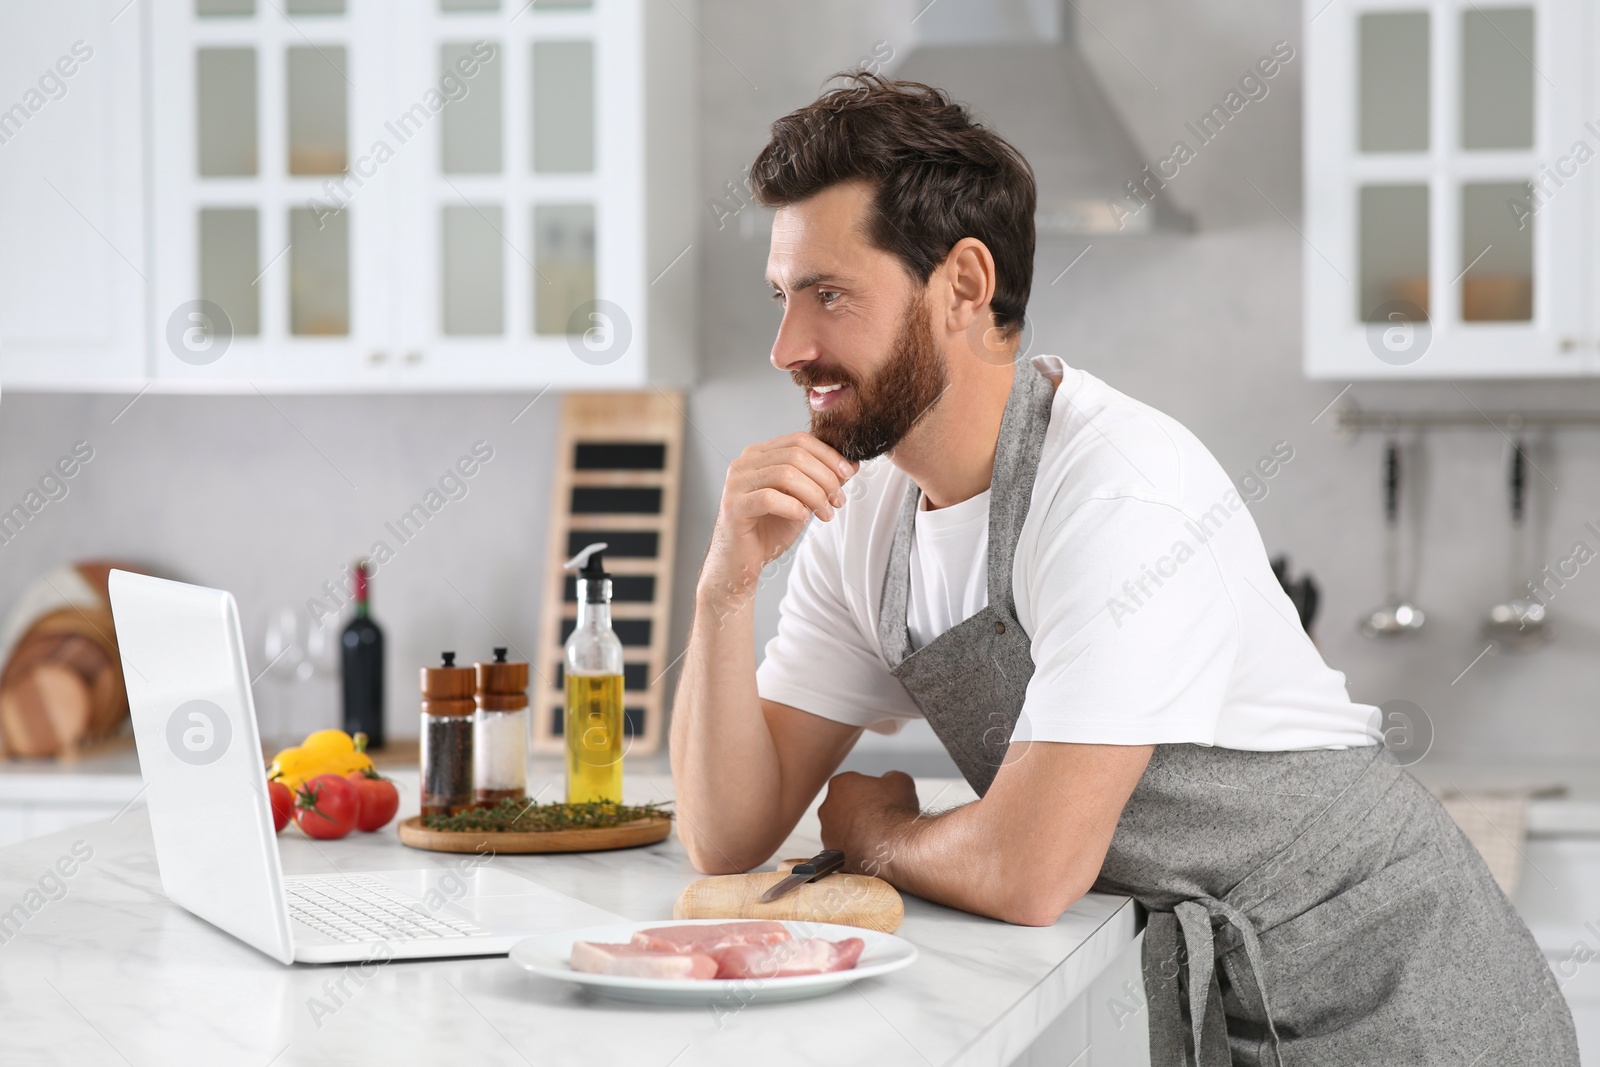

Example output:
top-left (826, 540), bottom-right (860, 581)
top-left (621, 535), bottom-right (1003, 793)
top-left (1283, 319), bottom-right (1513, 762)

top-left (1333, 404), bottom-right (1600, 434)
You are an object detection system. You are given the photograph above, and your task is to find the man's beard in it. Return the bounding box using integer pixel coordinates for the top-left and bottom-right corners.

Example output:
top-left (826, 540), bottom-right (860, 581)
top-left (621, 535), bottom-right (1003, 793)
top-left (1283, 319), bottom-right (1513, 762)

top-left (793, 295), bottom-right (949, 464)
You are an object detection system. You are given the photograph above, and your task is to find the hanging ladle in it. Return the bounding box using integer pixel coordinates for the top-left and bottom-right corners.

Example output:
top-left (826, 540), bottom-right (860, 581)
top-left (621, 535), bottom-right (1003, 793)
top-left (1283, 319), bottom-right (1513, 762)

top-left (1483, 439), bottom-right (1549, 651)
top-left (1362, 439), bottom-right (1426, 637)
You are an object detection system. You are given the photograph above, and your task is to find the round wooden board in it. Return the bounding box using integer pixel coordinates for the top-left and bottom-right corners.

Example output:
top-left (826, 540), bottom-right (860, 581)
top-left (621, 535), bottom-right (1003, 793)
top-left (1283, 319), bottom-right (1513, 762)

top-left (396, 815), bottom-right (673, 854)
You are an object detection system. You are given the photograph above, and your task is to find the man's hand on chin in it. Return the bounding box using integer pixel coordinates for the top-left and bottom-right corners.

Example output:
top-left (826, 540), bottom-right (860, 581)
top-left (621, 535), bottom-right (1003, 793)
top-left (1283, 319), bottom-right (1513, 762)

top-left (817, 770), bottom-right (922, 875)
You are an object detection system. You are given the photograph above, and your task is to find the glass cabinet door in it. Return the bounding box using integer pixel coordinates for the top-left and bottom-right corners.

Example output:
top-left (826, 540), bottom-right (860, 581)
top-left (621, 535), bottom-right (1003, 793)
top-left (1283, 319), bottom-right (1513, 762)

top-left (148, 0), bottom-right (656, 387)
top-left (150, 0), bottom-right (391, 382)
top-left (1305, 0), bottom-right (1590, 378)
top-left (382, 0), bottom-right (637, 387)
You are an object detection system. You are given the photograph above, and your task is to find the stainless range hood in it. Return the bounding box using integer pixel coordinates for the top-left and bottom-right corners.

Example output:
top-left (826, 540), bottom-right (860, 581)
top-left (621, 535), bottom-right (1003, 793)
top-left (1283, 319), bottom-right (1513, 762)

top-left (894, 2), bottom-right (1192, 235)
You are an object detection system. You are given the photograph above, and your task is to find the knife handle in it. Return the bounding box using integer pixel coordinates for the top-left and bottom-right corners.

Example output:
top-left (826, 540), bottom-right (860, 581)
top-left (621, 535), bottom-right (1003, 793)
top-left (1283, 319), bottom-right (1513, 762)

top-left (794, 849), bottom-right (845, 878)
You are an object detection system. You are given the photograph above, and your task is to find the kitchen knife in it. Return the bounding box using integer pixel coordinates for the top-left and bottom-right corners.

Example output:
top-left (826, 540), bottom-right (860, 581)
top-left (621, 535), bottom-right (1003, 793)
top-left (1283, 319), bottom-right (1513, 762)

top-left (758, 849), bottom-right (846, 903)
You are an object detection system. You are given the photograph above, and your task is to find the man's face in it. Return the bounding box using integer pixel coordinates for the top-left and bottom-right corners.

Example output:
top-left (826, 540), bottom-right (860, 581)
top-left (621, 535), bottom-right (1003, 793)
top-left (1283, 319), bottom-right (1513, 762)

top-left (766, 182), bottom-right (949, 463)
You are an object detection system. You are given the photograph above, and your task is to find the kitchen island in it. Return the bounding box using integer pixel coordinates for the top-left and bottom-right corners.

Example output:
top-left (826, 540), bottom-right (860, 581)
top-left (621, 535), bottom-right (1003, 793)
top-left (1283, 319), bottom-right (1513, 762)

top-left (0, 771), bottom-right (1144, 1067)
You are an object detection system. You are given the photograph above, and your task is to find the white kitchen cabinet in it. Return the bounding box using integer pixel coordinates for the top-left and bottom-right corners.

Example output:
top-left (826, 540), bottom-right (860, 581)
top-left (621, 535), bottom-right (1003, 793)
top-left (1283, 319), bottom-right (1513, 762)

top-left (4, 0), bottom-right (696, 392)
top-left (1012, 933), bottom-right (1151, 1067)
top-left (0, 749), bottom-right (145, 849)
top-left (1303, 0), bottom-right (1596, 379)
top-left (0, 801), bottom-right (132, 848)
top-left (0, 0), bottom-right (146, 387)
top-left (1516, 836), bottom-right (1600, 1064)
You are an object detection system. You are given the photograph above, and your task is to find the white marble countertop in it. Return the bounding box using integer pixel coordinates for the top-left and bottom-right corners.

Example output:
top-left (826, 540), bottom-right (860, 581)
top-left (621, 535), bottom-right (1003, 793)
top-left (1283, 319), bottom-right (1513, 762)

top-left (0, 771), bottom-right (1138, 1067)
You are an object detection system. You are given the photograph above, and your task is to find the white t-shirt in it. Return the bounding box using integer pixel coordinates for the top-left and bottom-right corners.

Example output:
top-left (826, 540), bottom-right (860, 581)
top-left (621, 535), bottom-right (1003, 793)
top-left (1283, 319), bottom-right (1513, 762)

top-left (906, 488), bottom-right (991, 650)
top-left (755, 355), bottom-right (1379, 750)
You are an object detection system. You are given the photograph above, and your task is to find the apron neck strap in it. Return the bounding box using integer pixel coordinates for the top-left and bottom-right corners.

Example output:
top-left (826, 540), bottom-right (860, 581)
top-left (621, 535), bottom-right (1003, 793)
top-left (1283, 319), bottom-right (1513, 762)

top-left (877, 357), bottom-right (1059, 664)
top-left (982, 360), bottom-right (1058, 613)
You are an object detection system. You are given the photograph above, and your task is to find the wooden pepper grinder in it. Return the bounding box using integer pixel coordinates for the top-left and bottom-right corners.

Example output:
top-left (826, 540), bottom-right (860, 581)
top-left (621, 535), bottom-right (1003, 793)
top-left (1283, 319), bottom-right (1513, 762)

top-left (473, 648), bottom-right (529, 806)
top-left (419, 652), bottom-right (475, 816)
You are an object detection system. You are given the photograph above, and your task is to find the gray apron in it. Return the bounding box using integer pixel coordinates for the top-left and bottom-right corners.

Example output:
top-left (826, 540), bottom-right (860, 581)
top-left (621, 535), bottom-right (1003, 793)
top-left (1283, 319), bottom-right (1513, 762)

top-left (876, 362), bottom-right (1579, 1066)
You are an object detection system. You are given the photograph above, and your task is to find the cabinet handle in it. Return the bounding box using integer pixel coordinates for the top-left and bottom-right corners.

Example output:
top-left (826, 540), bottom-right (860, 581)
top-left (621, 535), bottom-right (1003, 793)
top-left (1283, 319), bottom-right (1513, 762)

top-left (368, 350), bottom-right (389, 364)
top-left (1559, 337), bottom-right (1579, 353)
top-left (404, 351), bottom-right (424, 365)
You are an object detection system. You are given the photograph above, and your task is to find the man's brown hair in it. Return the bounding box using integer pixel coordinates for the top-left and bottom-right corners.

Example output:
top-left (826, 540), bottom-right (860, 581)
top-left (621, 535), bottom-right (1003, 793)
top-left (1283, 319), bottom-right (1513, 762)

top-left (750, 70), bottom-right (1036, 337)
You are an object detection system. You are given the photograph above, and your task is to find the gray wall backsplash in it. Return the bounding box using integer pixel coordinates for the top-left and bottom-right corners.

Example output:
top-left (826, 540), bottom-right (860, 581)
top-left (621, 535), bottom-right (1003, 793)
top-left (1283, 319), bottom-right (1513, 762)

top-left (4, 1), bottom-right (1598, 764)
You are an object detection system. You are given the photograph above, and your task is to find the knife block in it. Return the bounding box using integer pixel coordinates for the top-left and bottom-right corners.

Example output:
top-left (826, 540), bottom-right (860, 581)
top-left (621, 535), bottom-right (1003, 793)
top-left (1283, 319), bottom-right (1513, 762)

top-left (672, 857), bottom-right (904, 933)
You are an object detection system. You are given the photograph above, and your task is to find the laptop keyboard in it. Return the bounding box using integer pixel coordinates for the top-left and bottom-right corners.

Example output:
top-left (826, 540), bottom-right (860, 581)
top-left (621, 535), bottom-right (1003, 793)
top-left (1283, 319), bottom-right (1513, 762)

top-left (284, 873), bottom-right (488, 943)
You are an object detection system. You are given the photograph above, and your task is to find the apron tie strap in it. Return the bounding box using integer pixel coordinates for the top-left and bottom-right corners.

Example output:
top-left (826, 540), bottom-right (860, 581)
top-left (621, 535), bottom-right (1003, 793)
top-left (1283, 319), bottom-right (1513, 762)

top-left (1144, 900), bottom-right (1285, 1066)
top-left (1142, 910), bottom-right (1188, 1066)
top-left (1176, 900), bottom-right (1231, 1066)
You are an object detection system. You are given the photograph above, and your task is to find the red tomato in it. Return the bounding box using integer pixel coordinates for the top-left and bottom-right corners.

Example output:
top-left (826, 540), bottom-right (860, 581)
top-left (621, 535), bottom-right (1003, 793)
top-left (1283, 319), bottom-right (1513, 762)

top-left (268, 780), bottom-right (293, 833)
top-left (345, 769), bottom-right (400, 832)
top-left (293, 774), bottom-right (359, 840)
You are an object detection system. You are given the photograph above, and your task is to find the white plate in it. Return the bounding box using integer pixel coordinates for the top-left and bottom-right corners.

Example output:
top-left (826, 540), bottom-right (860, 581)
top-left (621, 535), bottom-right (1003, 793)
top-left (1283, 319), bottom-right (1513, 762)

top-left (509, 918), bottom-right (918, 1005)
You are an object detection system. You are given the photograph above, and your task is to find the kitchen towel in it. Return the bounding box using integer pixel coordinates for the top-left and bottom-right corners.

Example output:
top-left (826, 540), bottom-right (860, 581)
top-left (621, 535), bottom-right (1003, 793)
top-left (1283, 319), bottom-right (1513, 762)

top-left (1431, 785), bottom-right (1565, 902)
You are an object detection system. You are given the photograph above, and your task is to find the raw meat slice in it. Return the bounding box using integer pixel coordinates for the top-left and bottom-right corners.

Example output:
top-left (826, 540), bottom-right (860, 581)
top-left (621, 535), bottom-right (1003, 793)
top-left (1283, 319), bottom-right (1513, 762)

top-left (711, 936), bottom-right (865, 980)
top-left (570, 940), bottom-right (718, 980)
top-left (631, 920), bottom-right (791, 955)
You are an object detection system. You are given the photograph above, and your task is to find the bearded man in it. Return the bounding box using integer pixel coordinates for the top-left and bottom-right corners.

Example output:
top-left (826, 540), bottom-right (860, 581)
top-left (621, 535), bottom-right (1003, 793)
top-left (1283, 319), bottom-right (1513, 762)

top-left (669, 72), bottom-right (1578, 1066)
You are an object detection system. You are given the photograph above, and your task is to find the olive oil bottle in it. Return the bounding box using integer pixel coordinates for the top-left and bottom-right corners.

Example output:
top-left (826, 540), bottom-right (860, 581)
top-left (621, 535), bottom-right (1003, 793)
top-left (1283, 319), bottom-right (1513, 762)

top-left (562, 543), bottom-right (625, 803)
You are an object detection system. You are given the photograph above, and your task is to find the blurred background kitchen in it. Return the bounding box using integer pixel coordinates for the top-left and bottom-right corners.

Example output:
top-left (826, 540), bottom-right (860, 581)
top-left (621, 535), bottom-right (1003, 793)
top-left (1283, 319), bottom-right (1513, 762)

top-left (4, 0), bottom-right (1600, 951)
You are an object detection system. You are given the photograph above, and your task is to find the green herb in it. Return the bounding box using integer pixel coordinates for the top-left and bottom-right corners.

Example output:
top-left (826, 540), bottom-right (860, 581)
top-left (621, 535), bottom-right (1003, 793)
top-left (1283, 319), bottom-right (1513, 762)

top-left (420, 797), bottom-right (673, 834)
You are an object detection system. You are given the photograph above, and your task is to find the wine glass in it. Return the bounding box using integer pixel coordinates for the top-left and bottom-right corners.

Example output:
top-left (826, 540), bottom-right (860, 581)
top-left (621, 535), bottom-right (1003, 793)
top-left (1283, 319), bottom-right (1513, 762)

top-left (301, 614), bottom-right (337, 682)
top-left (260, 606), bottom-right (340, 742)
top-left (263, 606), bottom-right (306, 681)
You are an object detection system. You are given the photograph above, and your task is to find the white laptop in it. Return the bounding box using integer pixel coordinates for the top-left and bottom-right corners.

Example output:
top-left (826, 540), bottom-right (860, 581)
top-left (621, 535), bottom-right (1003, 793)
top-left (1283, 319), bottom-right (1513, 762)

top-left (109, 569), bottom-right (627, 965)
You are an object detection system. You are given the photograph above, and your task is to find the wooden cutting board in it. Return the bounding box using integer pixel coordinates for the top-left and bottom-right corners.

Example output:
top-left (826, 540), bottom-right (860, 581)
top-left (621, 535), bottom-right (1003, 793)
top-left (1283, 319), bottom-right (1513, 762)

top-left (0, 560), bottom-right (137, 759)
top-left (673, 857), bottom-right (903, 932)
top-left (396, 815), bottom-right (672, 854)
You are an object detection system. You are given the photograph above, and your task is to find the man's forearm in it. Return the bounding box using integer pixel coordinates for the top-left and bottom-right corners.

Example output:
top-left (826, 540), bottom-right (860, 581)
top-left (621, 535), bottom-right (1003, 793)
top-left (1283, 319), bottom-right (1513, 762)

top-left (670, 433), bottom-right (860, 874)
top-left (668, 584), bottom-right (785, 873)
top-left (869, 803), bottom-right (1091, 926)
top-left (819, 744), bottom-right (1153, 927)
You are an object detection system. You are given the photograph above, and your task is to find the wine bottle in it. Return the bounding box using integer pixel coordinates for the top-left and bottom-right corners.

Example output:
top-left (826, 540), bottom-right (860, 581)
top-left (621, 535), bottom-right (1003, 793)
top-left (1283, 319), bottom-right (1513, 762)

top-left (340, 559), bottom-right (385, 748)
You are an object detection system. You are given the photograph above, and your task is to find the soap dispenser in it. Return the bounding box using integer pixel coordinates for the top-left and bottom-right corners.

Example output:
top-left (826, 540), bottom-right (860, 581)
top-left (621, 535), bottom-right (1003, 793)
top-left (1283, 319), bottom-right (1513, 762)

top-left (562, 543), bottom-right (624, 803)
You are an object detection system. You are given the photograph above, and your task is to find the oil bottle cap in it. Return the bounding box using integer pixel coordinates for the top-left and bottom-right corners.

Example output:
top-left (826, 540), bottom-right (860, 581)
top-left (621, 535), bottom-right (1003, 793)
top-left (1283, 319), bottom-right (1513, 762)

top-left (563, 542), bottom-right (612, 607)
top-left (563, 542), bottom-right (610, 581)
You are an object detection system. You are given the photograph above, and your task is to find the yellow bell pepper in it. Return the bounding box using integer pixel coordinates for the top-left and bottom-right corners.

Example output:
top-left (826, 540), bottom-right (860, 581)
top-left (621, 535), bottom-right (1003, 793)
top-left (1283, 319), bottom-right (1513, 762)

top-left (267, 729), bottom-right (375, 793)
